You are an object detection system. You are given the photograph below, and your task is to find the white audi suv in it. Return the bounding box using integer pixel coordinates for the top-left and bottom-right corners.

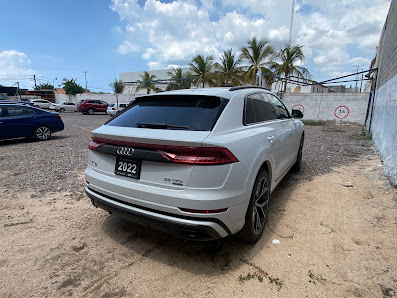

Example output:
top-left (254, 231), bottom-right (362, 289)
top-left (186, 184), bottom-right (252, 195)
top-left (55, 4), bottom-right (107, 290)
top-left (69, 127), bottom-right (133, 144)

top-left (84, 86), bottom-right (304, 242)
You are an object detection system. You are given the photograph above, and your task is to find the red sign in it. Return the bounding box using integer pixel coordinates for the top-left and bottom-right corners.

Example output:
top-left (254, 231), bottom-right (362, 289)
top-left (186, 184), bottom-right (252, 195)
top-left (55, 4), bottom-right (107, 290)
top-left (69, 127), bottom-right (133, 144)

top-left (334, 106), bottom-right (349, 119)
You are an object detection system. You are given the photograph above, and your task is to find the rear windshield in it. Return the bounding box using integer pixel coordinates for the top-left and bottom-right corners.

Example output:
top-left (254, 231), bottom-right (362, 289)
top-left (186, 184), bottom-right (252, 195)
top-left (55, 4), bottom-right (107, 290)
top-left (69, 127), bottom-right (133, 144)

top-left (109, 104), bottom-right (115, 107)
top-left (106, 95), bottom-right (227, 131)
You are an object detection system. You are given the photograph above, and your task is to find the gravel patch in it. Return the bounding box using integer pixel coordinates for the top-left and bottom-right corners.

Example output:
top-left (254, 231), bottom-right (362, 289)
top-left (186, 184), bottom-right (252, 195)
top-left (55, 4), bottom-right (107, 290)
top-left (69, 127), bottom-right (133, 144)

top-left (0, 114), bottom-right (374, 197)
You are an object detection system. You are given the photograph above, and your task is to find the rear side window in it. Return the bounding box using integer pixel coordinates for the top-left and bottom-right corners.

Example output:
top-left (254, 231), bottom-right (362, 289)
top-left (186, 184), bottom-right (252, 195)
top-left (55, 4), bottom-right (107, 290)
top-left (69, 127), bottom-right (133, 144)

top-left (244, 93), bottom-right (278, 125)
top-left (6, 106), bottom-right (35, 117)
top-left (107, 95), bottom-right (228, 131)
top-left (266, 94), bottom-right (290, 119)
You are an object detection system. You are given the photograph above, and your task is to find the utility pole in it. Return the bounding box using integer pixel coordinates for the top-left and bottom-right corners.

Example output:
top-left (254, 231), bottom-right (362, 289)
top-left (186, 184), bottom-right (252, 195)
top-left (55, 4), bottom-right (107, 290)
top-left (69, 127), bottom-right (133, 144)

top-left (352, 64), bottom-right (363, 93)
top-left (83, 71), bottom-right (88, 92)
top-left (53, 77), bottom-right (57, 88)
top-left (33, 74), bottom-right (37, 88)
top-left (17, 82), bottom-right (20, 100)
top-left (289, 0), bottom-right (296, 45)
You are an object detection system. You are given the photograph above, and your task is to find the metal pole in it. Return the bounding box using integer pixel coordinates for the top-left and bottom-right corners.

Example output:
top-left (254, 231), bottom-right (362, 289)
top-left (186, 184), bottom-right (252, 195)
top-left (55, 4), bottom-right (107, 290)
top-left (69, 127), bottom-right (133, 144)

top-left (83, 71), bottom-right (88, 92)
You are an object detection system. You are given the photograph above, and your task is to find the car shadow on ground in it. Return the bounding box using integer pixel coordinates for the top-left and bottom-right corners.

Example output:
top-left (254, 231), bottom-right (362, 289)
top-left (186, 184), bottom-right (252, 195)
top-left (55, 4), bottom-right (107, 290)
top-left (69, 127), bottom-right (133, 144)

top-left (99, 170), bottom-right (301, 276)
top-left (0, 135), bottom-right (70, 146)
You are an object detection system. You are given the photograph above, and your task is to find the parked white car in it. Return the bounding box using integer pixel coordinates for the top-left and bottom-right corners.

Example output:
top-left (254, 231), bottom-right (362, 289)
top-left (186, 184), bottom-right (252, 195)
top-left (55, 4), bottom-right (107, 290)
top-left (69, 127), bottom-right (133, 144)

top-left (50, 102), bottom-right (77, 112)
top-left (85, 86), bottom-right (304, 242)
top-left (29, 99), bottom-right (52, 109)
top-left (107, 103), bottom-right (128, 116)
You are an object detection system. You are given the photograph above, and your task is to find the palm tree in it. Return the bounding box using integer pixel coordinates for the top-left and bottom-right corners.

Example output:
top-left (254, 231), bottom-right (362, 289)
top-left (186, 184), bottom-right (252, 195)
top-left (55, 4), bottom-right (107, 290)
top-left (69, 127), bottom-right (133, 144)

top-left (189, 54), bottom-right (215, 88)
top-left (166, 67), bottom-right (191, 90)
top-left (109, 78), bottom-right (125, 108)
top-left (270, 44), bottom-right (312, 93)
top-left (240, 37), bottom-right (275, 85)
top-left (214, 49), bottom-right (244, 86)
top-left (136, 71), bottom-right (157, 94)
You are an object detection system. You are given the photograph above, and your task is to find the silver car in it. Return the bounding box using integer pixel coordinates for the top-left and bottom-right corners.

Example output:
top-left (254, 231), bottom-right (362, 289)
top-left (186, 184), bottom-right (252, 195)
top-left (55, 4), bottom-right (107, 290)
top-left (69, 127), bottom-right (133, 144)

top-left (51, 102), bottom-right (77, 112)
top-left (84, 86), bottom-right (304, 242)
top-left (107, 103), bottom-right (128, 116)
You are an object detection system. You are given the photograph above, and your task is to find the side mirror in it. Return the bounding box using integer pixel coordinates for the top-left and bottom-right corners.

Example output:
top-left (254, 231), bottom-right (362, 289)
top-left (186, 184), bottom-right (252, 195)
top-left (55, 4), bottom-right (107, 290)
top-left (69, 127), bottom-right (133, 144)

top-left (292, 109), bottom-right (304, 119)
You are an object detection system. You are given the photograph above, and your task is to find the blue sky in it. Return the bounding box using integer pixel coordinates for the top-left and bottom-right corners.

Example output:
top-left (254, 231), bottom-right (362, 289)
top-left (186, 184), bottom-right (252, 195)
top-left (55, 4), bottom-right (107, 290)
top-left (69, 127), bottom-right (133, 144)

top-left (0, 0), bottom-right (391, 91)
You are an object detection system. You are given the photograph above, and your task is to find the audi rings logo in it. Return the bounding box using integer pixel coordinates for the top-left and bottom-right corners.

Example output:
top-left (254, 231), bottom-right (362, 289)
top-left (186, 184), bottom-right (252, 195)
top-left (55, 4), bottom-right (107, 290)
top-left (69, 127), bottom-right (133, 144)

top-left (117, 147), bottom-right (134, 156)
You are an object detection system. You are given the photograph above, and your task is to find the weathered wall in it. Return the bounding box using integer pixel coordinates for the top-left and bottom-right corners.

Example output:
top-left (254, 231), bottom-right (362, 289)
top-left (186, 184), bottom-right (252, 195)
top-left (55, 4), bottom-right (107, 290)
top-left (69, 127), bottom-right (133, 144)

top-left (370, 0), bottom-right (397, 185)
top-left (282, 93), bottom-right (370, 124)
top-left (54, 93), bottom-right (134, 104)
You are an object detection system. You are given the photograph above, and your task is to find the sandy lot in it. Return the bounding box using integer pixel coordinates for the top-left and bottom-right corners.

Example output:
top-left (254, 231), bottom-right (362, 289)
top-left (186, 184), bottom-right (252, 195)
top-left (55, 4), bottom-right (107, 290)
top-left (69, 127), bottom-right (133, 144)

top-left (0, 115), bottom-right (396, 297)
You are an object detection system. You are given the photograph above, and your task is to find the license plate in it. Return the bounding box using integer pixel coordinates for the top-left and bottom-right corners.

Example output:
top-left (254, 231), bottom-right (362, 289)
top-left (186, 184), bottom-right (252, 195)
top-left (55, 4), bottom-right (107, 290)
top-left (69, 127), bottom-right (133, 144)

top-left (115, 157), bottom-right (141, 179)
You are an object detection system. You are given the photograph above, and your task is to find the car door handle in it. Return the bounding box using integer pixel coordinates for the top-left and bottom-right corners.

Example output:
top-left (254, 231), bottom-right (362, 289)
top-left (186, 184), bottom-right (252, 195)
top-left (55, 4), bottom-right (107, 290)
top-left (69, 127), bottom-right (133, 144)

top-left (267, 135), bottom-right (275, 143)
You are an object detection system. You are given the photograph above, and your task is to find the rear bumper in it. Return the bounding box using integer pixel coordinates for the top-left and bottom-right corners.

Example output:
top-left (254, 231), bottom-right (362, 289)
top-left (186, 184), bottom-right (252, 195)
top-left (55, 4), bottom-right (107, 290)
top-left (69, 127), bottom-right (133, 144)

top-left (86, 186), bottom-right (227, 240)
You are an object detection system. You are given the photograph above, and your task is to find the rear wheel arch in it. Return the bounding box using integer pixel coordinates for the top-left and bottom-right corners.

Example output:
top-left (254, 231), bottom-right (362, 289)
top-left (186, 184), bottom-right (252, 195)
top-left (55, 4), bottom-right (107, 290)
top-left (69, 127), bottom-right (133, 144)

top-left (259, 160), bottom-right (272, 190)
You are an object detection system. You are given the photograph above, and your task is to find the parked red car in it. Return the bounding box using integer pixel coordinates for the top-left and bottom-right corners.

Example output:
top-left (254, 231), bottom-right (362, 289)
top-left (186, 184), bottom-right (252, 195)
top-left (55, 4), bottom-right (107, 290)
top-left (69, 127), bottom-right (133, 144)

top-left (77, 100), bottom-right (108, 115)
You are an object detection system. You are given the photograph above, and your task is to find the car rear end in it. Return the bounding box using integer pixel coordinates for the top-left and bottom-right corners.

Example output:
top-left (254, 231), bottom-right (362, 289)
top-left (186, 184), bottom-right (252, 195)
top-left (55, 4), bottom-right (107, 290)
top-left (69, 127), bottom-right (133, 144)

top-left (107, 104), bottom-right (116, 116)
top-left (77, 100), bottom-right (85, 112)
top-left (85, 92), bottom-right (249, 240)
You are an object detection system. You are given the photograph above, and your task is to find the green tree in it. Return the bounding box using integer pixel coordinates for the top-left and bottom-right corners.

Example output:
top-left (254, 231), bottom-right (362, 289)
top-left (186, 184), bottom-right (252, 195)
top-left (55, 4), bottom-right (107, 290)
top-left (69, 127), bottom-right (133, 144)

top-left (166, 68), bottom-right (191, 90)
top-left (109, 78), bottom-right (125, 94)
top-left (62, 78), bottom-right (85, 95)
top-left (214, 49), bottom-right (244, 86)
top-left (136, 71), bottom-right (157, 94)
top-left (189, 54), bottom-right (215, 88)
top-left (270, 44), bottom-right (312, 93)
top-left (109, 78), bottom-right (125, 108)
top-left (35, 83), bottom-right (54, 90)
top-left (240, 37), bottom-right (275, 85)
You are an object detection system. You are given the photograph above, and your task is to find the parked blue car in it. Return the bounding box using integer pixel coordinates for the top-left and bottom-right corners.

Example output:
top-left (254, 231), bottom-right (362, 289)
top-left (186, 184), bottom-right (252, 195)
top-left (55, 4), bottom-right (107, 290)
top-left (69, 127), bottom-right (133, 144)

top-left (0, 104), bottom-right (64, 141)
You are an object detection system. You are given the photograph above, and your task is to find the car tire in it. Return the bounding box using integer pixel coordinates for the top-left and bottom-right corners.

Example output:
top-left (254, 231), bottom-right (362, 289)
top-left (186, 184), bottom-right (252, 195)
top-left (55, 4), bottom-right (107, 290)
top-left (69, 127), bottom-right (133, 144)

top-left (34, 125), bottom-right (52, 141)
top-left (239, 169), bottom-right (270, 243)
top-left (60, 108), bottom-right (65, 112)
top-left (87, 108), bottom-right (95, 115)
top-left (291, 134), bottom-right (304, 172)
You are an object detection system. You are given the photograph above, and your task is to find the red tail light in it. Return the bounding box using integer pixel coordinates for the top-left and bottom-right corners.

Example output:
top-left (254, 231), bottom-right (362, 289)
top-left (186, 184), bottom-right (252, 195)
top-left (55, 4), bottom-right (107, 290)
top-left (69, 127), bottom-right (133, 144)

top-left (54, 114), bottom-right (61, 118)
top-left (160, 147), bottom-right (238, 165)
top-left (91, 137), bottom-right (238, 165)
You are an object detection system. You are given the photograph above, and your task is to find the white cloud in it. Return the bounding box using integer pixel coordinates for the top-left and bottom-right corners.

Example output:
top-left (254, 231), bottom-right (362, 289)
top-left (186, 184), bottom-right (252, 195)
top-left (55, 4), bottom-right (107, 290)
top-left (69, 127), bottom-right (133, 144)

top-left (313, 49), bottom-right (350, 65)
top-left (147, 61), bottom-right (162, 70)
top-left (0, 50), bottom-right (36, 89)
top-left (348, 57), bottom-right (371, 66)
top-left (118, 40), bottom-right (140, 54)
top-left (142, 48), bottom-right (159, 59)
top-left (110, 0), bottom-right (391, 79)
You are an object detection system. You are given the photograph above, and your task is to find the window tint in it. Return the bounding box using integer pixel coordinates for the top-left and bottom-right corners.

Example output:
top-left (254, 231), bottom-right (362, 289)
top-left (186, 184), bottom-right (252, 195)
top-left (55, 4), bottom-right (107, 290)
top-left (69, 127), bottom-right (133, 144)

top-left (109, 104), bottom-right (115, 107)
top-left (244, 93), bottom-right (278, 124)
top-left (266, 94), bottom-right (290, 119)
top-left (6, 106), bottom-right (35, 117)
top-left (87, 100), bottom-right (96, 104)
top-left (78, 100), bottom-right (84, 104)
top-left (119, 104), bottom-right (127, 108)
top-left (107, 95), bottom-right (227, 131)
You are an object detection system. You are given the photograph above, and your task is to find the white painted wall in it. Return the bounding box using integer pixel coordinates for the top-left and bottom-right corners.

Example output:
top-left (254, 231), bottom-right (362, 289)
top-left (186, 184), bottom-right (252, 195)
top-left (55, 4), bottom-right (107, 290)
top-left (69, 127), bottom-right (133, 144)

top-left (54, 93), bottom-right (135, 104)
top-left (281, 93), bottom-right (370, 124)
top-left (370, 73), bottom-right (397, 185)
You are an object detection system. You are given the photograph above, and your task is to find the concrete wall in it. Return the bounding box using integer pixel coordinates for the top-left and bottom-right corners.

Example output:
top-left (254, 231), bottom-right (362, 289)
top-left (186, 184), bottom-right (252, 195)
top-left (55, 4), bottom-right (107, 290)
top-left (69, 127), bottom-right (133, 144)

top-left (54, 93), bottom-right (134, 104)
top-left (369, 0), bottom-right (397, 185)
top-left (281, 93), bottom-right (370, 124)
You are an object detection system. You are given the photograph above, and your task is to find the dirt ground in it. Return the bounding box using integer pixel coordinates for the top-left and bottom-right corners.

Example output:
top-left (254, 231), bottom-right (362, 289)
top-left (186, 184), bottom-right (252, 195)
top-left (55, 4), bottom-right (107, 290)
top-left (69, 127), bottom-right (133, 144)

top-left (1, 117), bottom-right (397, 297)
